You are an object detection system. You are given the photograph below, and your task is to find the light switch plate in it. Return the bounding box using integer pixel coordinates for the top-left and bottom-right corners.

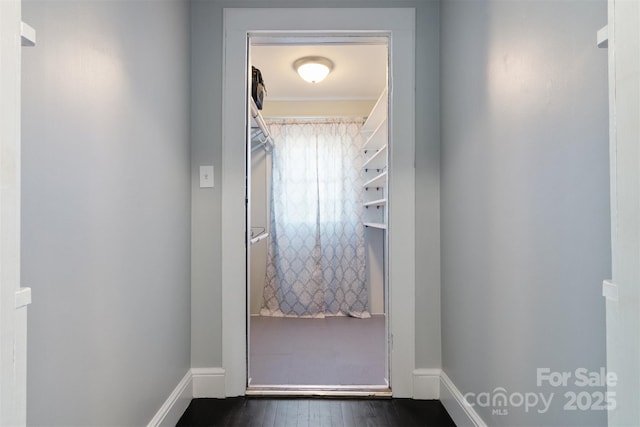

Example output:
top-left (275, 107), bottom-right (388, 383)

top-left (200, 165), bottom-right (214, 188)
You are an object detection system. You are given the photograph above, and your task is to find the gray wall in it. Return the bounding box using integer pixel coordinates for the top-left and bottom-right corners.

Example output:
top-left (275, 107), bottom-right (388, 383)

top-left (189, 0), bottom-right (441, 370)
top-left (440, 1), bottom-right (610, 426)
top-left (21, 1), bottom-right (191, 425)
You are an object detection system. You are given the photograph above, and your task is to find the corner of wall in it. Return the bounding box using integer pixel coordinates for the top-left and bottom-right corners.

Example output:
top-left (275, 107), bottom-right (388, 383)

top-left (147, 367), bottom-right (227, 427)
top-left (412, 369), bottom-right (442, 399)
top-left (192, 367), bottom-right (226, 398)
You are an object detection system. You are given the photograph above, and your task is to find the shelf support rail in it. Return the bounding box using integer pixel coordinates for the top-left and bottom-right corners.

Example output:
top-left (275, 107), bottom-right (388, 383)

top-left (250, 100), bottom-right (273, 152)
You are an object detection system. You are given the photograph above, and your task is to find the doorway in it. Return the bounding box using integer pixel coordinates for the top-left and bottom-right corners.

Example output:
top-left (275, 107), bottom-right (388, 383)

top-left (221, 8), bottom-right (416, 398)
top-left (246, 37), bottom-right (389, 393)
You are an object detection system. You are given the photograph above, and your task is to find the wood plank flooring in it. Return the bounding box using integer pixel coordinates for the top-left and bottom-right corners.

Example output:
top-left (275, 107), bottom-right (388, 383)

top-left (177, 398), bottom-right (456, 427)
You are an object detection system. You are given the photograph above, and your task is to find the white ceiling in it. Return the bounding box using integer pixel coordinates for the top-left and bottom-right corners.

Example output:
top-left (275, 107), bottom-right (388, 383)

top-left (251, 44), bottom-right (387, 102)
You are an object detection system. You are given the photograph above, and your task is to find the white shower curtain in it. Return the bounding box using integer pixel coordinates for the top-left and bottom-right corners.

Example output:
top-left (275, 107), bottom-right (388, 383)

top-left (260, 119), bottom-right (369, 318)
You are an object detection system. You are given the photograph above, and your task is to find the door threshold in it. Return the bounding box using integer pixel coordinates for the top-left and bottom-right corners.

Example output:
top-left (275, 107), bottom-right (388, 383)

top-left (246, 384), bottom-right (392, 398)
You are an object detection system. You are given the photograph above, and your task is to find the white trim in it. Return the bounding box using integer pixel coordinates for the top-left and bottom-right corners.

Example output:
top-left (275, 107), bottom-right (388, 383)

top-left (1, 0), bottom-right (27, 424)
top-left (440, 372), bottom-right (487, 427)
top-left (597, 25), bottom-right (608, 48)
top-left (14, 287), bottom-right (31, 309)
top-left (147, 368), bottom-right (227, 426)
top-left (192, 367), bottom-right (226, 398)
top-left (147, 369), bottom-right (468, 425)
top-left (147, 371), bottom-right (193, 427)
top-left (222, 6), bottom-right (416, 399)
top-left (412, 369), bottom-right (441, 399)
top-left (602, 279), bottom-right (619, 302)
top-left (20, 21), bottom-right (36, 46)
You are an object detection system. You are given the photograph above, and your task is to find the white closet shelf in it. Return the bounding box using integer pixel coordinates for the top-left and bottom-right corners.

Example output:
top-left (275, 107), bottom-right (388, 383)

top-left (360, 88), bottom-right (388, 134)
top-left (364, 199), bottom-right (387, 208)
top-left (362, 118), bottom-right (387, 152)
top-left (362, 145), bottom-right (387, 171)
top-left (250, 231), bottom-right (269, 245)
top-left (364, 222), bottom-right (387, 230)
top-left (251, 139), bottom-right (270, 153)
top-left (363, 171), bottom-right (387, 189)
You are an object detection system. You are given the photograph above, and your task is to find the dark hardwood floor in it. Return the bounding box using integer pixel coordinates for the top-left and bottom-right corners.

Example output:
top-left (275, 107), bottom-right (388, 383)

top-left (177, 397), bottom-right (456, 427)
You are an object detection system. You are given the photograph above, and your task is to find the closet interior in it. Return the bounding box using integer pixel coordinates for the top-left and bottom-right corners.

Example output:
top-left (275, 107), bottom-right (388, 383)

top-left (247, 39), bottom-right (389, 391)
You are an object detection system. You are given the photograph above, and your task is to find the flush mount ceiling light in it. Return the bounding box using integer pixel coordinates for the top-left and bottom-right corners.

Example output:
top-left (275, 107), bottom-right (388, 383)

top-left (293, 56), bottom-right (334, 84)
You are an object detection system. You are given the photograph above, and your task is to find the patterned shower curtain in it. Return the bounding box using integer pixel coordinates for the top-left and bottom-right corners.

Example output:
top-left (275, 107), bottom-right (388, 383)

top-left (260, 119), bottom-right (369, 318)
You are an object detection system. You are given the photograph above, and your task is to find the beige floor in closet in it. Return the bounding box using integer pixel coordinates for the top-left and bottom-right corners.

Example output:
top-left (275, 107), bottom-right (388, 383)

top-left (249, 315), bottom-right (386, 386)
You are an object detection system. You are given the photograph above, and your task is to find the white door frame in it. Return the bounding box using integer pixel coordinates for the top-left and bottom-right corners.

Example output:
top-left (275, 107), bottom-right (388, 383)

top-left (0, 0), bottom-right (28, 424)
top-left (221, 8), bottom-right (416, 397)
top-left (605, 0), bottom-right (640, 425)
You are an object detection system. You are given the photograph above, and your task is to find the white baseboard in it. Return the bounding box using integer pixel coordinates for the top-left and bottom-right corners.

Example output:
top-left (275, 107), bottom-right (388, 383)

top-left (147, 370), bottom-right (193, 427)
top-left (148, 367), bottom-right (485, 427)
top-left (192, 367), bottom-right (226, 398)
top-left (148, 367), bottom-right (226, 426)
top-left (440, 371), bottom-right (487, 427)
top-left (412, 369), bottom-right (441, 399)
